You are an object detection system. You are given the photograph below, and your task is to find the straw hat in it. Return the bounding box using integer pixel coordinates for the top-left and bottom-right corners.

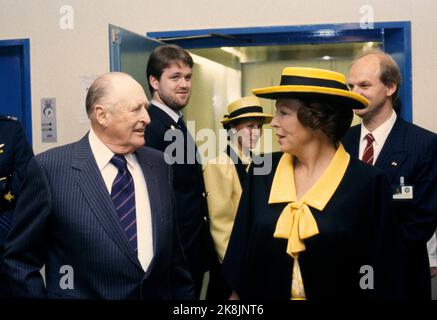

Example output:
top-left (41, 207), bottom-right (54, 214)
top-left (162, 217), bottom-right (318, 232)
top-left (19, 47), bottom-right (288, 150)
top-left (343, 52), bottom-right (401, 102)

top-left (221, 96), bottom-right (273, 124)
top-left (252, 67), bottom-right (368, 109)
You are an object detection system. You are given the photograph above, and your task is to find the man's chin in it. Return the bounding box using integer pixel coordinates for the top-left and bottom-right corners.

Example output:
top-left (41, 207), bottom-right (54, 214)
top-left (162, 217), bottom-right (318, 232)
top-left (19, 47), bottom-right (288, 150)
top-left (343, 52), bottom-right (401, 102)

top-left (170, 103), bottom-right (188, 112)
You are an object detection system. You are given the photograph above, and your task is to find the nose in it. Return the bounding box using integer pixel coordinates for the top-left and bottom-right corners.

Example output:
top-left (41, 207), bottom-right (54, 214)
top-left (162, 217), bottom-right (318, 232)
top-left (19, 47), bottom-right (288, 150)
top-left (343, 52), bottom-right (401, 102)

top-left (140, 108), bottom-right (151, 126)
top-left (271, 114), bottom-right (279, 128)
top-left (180, 77), bottom-right (192, 89)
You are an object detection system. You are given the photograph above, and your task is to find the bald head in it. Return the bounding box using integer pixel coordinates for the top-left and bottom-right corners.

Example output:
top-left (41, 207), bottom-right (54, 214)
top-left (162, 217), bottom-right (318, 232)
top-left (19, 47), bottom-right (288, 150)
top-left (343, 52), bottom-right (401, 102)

top-left (86, 72), bottom-right (140, 117)
top-left (351, 49), bottom-right (401, 101)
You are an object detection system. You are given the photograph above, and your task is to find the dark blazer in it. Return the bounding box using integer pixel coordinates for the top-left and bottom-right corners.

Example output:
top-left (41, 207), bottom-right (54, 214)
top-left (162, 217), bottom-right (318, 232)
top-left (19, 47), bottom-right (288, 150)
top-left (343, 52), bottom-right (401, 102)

top-left (0, 116), bottom-right (34, 246)
top-left (222, 152), bottom-right (403, 300)
top-left (0, 116), bottom-right (33, 297)
top-left (2, 134), bottom-right (195, 299)
top-left (144, 104), bottom-right (212, 295)
top-left (343, 117), bottom-right (437, 299)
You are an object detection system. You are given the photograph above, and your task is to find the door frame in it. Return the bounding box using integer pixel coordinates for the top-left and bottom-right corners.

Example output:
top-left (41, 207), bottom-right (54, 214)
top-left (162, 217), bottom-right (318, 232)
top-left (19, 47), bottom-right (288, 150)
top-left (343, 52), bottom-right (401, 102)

top-left (147, 21), bottom-right (412, 122)
top-left (0, 39), bottom-right (32, 143)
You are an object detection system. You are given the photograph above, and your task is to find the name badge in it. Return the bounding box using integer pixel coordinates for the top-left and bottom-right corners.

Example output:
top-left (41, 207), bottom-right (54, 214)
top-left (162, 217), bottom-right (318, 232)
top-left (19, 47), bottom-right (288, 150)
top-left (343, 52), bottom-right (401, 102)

top-left (392, 176), bottom-right (414, 200)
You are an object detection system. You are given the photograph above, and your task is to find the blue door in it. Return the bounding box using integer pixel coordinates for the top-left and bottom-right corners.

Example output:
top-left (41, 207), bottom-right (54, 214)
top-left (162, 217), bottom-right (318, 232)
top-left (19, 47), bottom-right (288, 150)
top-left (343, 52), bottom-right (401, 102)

top-left (0, 39), bottom-right (32, 143)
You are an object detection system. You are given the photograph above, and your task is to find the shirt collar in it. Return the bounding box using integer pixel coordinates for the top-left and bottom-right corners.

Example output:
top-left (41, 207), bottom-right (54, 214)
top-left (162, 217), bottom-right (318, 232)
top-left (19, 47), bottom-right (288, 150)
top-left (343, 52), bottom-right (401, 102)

top-left (360, 110), bottom-right (397, 147)
top-left (151, 99), bottom-right (182, 123)
top-left (88, 128), bottom-right (136, 170)
top-left (268, 143), bottom-right (350, 210)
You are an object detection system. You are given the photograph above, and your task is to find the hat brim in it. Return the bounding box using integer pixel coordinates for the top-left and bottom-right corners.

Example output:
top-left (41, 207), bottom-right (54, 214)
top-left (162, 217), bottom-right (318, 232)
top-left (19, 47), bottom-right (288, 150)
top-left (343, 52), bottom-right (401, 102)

top-left (252, 85), bottom-right (368, 109)
top-left (221, 112), bottom-right (273, 124)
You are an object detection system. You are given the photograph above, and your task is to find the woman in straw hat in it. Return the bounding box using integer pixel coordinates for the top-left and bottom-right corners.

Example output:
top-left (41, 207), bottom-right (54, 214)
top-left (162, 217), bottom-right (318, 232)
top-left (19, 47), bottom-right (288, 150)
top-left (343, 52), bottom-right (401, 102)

top-left (204, 96), bottom-right (272, 300)
top-left (222, 67), bottom-right (404, 300)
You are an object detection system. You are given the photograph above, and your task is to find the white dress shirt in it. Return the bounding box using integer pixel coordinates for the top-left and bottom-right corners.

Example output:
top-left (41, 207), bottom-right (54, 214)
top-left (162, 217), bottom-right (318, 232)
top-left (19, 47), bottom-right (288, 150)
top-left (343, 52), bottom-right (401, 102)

top-left (88, 128), bottom-right (153, 272)
top-left (359, 110), bottom-right (397, 163)
top-left (427, 233), bottom-right (437, 268)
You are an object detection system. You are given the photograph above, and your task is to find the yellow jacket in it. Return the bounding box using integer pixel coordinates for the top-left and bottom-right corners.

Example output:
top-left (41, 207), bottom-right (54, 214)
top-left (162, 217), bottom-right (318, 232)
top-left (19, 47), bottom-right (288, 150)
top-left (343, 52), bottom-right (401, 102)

top-left (203, 146), bottom-right (250, 262)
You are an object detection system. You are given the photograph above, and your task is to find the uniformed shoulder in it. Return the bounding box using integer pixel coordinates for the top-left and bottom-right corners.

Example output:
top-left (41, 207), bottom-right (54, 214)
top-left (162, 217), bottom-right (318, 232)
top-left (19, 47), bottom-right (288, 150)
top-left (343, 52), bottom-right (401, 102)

top-left (0, 115), bottom-right (24, 134)
top-left (0, 115), bottom-right (21, 130)
top-left (0, 115), bottom-right (19, 122)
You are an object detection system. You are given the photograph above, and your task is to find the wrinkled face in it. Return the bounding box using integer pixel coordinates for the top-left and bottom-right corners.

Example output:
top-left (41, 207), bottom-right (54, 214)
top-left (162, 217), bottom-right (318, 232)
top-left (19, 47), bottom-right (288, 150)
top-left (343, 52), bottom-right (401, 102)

top-left (348, 55), bottom-right (396, 121)
top-left (104, 79), bottom-right (150, 154)
top-left (150, 61), bottom-right (192, 112)
top-left (231, 118), bottom-right (264, 150)
top-left (270, 99), bottom-right (314, 155)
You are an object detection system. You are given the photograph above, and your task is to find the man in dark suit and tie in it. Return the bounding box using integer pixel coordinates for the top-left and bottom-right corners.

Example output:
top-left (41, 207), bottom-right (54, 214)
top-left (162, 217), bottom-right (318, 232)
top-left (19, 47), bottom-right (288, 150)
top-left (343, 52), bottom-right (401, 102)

top-left (2, 72), bottom-right (195, 299)
top-left (145, 45), bottom-right (212, 298)
top-left (343, 50), bottom-right (437, 299)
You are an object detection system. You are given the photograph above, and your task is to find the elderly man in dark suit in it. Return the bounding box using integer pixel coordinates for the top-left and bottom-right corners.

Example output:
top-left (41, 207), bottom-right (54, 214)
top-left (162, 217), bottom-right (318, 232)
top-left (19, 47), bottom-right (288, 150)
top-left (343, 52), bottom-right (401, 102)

top-left (343, 50), bottom-right (437, 300)
top-left (145, 45), bottom-right (213, 298)
top-left (0, 115), bottom-right (33, 296)
top-left (2, 72), bottom-right (195, 299)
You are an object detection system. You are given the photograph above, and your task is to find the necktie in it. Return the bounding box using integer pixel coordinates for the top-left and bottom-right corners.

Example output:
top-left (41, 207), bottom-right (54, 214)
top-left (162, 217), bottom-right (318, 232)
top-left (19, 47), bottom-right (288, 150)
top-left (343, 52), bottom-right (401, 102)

top-left (110, 154), bottom-right (137, 251)
top-left (177, 116), bottom-right (198, 164)
top-left (361, 133), bottom-right (375, 165)
top-left (177, 116), bottom-right (188, 136)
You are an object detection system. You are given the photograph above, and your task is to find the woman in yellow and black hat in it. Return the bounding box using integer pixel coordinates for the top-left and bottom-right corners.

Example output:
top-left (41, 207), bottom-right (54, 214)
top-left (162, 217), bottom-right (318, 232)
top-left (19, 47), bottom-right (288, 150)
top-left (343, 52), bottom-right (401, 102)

top-left (222, 68), bottom-right (404, 300)
top-left (204, 96), bottom-right (271, 300)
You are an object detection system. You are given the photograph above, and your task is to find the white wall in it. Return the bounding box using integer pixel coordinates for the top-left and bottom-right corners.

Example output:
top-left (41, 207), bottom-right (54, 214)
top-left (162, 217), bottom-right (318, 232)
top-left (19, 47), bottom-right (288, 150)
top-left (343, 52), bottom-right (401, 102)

top-left (0, 0), bottom-right (436, 153)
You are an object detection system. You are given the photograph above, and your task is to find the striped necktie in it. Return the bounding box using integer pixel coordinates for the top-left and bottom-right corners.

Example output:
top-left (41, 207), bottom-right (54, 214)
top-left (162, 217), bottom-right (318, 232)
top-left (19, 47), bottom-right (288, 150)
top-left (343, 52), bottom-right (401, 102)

top-left (361, 133), bottom-right (375, 165)
top-left (110, 154), bottom-right (137, 251)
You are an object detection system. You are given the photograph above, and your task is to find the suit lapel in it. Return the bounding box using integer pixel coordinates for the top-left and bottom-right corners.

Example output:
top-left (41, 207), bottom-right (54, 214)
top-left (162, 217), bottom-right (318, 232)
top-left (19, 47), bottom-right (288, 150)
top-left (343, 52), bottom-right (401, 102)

top-left (72, 135), bottom-right (143, 270)
top-left (149, 104), bottom-right (177, 130)
top-left (134, 148), bottom-right (164, 274)
top-left (374, 117), bottom-right (408, 183)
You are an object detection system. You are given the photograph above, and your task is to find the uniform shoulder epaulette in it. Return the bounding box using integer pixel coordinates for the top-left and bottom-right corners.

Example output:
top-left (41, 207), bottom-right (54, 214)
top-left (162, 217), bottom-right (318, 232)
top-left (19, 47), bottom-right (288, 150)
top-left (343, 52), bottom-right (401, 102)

top-left (0, 115), bottom-right (18, 122)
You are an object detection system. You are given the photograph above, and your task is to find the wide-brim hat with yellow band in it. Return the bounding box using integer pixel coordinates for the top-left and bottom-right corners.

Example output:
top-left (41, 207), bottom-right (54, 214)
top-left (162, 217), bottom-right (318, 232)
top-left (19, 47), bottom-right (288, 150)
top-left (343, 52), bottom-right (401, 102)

top-left (252, 67), bottom-right (368, 109)
top-left (221, 96), bottom-right (273, 124)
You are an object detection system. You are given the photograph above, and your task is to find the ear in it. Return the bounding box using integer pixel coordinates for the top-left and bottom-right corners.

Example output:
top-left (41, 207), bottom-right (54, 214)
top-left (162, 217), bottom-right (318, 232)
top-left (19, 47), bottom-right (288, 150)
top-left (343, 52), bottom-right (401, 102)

top-left (94, 104), bottom-right (108, 128)
top-left (149, 75), bottom-right (159, 92)
top-left (386, 82), bottom-right (397, 98)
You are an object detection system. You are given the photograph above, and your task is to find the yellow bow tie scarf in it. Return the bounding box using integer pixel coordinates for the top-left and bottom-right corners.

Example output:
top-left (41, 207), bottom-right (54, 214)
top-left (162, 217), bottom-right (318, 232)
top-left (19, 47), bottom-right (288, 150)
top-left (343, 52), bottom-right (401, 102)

top-left (269, 144), bottom-right (350, 300)
top-left (274, 202), bottom-right (319, 258)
